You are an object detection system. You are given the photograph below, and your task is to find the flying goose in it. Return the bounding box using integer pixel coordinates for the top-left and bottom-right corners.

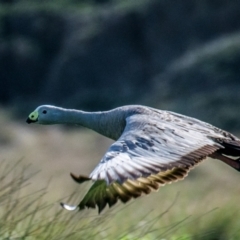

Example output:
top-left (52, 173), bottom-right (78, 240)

top-left (26, 105), bottom-right (240, 213)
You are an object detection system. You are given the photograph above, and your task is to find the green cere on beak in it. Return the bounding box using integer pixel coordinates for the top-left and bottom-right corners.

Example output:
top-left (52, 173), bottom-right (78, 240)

top-left (26, 111), bottom-right (39, 124)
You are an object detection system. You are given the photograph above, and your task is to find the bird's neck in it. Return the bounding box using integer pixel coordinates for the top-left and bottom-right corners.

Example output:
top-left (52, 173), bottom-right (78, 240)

top-left (60, 108), bottom-right (126, 140)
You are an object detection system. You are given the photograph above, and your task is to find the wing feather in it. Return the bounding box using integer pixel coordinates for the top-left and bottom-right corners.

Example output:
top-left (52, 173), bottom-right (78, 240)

top-left (65, 113), bottom-right (224, 213)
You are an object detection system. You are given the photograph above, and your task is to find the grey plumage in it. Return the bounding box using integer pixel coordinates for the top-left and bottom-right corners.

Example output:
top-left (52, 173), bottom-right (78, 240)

top-left (27, 105), bottom-right (240, 213)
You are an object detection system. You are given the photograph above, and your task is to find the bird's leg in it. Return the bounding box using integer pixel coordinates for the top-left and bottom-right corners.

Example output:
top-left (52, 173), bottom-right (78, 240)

top-left (210, 152), bottom-right (240, 171)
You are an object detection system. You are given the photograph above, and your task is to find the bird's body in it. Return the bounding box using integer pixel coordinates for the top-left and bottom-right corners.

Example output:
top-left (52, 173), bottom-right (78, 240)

top-left (27, 105), bottom-right (240, 213)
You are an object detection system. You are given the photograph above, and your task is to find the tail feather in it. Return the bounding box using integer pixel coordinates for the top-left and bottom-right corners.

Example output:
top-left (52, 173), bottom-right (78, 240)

top-left (218, 139), bottom-right (240, 157)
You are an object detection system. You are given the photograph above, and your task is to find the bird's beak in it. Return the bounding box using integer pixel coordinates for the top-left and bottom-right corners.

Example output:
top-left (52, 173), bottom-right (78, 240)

top-left (26, 117), bottom-right (38, 124)
top-left (26, 110), bottom-right (39, 124)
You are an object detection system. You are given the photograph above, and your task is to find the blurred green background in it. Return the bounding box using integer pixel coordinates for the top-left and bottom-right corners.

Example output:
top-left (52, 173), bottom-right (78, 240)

top-left (1, 0), bottom-right (240, 130)
top-left (1, 0), bottom-right (240, 239)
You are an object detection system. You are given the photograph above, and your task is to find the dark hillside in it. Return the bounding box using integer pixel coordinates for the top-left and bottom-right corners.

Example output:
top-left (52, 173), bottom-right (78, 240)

top-left (0, 0), bottom-right (240, 130)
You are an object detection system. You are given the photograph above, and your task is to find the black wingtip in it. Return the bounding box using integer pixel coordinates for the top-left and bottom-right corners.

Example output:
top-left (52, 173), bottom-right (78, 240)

top-left (70, 173), bottom-right (91, 184)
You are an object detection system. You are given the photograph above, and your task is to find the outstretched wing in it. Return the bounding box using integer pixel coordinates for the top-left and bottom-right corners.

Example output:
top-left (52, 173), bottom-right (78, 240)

top-left (63, 113), bottom-right (224, 213)
top-left (90, 113), bottom-right (224, 183)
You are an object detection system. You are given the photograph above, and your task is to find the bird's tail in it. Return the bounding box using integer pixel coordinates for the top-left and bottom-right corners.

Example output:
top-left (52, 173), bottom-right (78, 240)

top-left (210, 139), bottom-right (240, 171)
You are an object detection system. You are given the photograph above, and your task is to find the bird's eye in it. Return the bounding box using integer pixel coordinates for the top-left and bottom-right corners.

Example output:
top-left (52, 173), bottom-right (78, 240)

top-left (42, 110), bottom-right (47, 114)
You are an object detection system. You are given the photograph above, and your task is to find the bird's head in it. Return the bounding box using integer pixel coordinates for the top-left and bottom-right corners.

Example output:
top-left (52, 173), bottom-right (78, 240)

top-left (26, 105), bottom-right (63, 125)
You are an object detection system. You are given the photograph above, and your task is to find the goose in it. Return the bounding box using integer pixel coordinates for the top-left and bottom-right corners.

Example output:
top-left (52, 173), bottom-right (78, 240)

top-left (26, 105), bottom-right (240, 213)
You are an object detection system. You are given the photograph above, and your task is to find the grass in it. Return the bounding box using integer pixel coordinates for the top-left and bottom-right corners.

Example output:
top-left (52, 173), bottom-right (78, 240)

top-left (1, 108), bottom-right (240, 239)
top-left (0, 159), bottom-right (193, 240)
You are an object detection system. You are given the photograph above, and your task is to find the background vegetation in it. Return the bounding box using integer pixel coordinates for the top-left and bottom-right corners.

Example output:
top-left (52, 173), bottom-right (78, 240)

top-left (0, 0), bottom-right (240, 239)
top-left (0, 0), bottom-right (240, 131)
top-left (1, 115), bottom-right (240, 239)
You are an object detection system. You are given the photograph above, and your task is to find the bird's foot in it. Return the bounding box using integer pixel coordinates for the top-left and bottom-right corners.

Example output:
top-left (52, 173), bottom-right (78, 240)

top-left (210, 152), bottom-right (240, 172)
